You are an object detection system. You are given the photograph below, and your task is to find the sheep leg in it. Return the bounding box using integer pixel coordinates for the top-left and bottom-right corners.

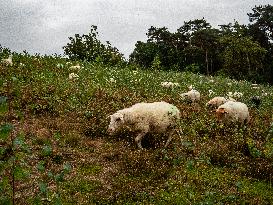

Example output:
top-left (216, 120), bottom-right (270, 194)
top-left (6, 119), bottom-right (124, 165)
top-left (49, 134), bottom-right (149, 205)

top-left (135, 132), bottom-right (146, 149)
top-left (164, 129), bottom-right (175, 148)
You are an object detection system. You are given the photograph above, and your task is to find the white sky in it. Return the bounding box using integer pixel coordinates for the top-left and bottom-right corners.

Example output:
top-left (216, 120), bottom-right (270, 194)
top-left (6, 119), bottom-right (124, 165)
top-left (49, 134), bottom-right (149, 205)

top-left (0, 0), bottom-right (272, 58)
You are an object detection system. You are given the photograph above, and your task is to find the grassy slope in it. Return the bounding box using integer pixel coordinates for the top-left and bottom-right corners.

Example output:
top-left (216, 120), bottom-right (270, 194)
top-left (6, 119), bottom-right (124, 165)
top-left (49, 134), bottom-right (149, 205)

top-left (1, 54), bottom-right (273, 204)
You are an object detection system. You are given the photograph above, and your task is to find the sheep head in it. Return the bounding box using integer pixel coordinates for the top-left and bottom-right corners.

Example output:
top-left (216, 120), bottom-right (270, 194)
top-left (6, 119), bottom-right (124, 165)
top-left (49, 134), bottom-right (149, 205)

top-left (107, 112), bottom-right (125, 135)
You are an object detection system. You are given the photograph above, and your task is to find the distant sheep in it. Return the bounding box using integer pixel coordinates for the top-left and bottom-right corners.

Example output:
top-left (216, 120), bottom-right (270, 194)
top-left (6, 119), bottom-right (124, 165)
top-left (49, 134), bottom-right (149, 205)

top-left (206, 97), bottom-right (227, 109)
top-left (180, 89), bottom-right (200, 103)
top-left (107, 101), bottom-right (181, 149)
top-left (1, 55), bottom-right (13, 66)
top-left (69, 63), bottom-right (81, 70)
top-left (161, 82), bottom-right (179, 89)
top-left (216, 101), bottom-right (250, 124)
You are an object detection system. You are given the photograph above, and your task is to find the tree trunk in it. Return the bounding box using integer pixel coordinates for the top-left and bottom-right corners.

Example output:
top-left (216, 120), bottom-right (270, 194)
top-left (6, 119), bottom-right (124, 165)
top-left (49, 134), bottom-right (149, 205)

top-left (246, 53), bottom-right (251, 75)
top-left (210, 58), bottom-right (213, 73)
top-left (205, 49), bottom-right (209, 75)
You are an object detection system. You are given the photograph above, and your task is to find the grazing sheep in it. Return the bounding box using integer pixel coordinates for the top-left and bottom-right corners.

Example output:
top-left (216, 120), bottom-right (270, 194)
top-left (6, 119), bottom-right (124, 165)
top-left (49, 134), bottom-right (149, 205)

top-left (69, 63), bottom-right (81, 70)
top-left (206, 97), bottom-right (227, 109)
top-left (215, 101), bottom-right (250, 124)
top-left (1, 55), bottom-right (13, 66)
top-left (68, 73), bottom-right (79, 80)
top-left (107, 101), bottom-right (181, 149)
top-left (161, 82), bottom-right (179, 89)
top-left (180, 89), bottom-right (200, 103)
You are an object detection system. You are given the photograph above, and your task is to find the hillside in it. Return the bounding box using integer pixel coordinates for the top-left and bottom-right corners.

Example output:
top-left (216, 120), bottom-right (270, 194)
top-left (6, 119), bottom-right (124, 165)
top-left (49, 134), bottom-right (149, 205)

top-left (1, 54), bottom-right (273, 204)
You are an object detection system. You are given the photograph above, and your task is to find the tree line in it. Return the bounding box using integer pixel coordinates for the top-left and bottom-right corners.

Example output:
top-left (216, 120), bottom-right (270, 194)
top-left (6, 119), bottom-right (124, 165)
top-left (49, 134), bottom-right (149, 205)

top-left (128, 4), bottom-right (273, 83)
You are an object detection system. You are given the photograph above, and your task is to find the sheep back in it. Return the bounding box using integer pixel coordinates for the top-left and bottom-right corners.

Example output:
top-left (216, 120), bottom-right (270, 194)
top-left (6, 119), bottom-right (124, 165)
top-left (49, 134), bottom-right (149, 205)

top-left (121, 101), bottom-right (181, 133)
top-left (216, 101), bottom-right (250, 124)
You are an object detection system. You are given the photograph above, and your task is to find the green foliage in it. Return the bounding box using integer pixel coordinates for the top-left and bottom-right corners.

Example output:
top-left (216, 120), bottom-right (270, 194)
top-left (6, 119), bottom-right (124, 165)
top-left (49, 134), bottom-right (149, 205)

top-left (220, 35), bottom-right (267, 81)
top-left (63, 25), bottom-right (124, 65)
top-left (185, 63), bottom-right (200, 73)
top-left (0, 96), bottom-right (8, 114)
top-left (36, 143), bottom-right (72, 203)
top-left (151, 54), bottom-right (161, 70)
top-left (0, 124), bottom-right (13, 140)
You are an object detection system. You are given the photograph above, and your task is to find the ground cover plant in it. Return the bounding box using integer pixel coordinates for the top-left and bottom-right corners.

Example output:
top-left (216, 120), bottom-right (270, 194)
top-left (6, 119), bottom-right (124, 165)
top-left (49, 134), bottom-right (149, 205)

top-left (1, 52), bottom-right (273, 204)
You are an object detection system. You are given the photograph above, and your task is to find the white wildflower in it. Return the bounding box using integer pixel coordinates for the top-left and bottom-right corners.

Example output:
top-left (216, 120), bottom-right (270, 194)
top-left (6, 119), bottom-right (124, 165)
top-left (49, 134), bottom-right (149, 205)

top-left (262, 90), bottom-right (268, 96)
top-left (57, 63), bottom-right (64, 69)
top-left (208, 90), bottom-right (214, 97)
top-left (227, 92), bottom-right (233, 98)
top-left (69, 73), bottom-right (79, 80)
top-left (109, 77), bottom-right (116, 83)
top-left (251, 83), bottom-right (259, 89)
top-left (19, 63), bottom-right (25, 67)
top-left (234, 91), bottom-right (243, 98)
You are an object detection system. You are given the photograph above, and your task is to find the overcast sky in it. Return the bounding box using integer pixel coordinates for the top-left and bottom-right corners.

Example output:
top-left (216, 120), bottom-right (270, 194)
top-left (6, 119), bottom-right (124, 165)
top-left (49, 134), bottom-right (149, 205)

top-left (0, 0), bottom-right (272, 58)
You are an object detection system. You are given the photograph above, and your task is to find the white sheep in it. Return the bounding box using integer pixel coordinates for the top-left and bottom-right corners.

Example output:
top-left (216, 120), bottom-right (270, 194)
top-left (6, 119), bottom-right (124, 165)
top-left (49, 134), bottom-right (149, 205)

top-left (180, 89), bottom-right (200, 103)
top-left (69, 63), bottom-right (81, 70)
top-left (215, 101), bottom-right (250, 124)
top-left (206, 97), bottom-right (228, 109)
top-left (161, 82), bottom-right (179, 89)
top-left (1, 55), bottom-right (13, 66)
top-left (107, 101), bottom-right (181, 149)
top-left (68, 73), bottom-right (79, 80)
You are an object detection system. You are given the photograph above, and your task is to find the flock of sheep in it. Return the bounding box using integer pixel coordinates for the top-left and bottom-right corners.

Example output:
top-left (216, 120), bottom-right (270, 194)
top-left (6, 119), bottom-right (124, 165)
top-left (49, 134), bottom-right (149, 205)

top-left (108, 82), bottom-right (252, 149)
top-left (0, 55), bottom-right (256, 149)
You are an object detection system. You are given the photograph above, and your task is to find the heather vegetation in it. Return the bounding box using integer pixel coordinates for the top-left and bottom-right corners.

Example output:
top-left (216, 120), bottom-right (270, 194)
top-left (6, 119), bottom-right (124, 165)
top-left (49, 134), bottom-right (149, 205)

top-left (1, 3), bottom-right (273, 205)
top-left (1, 52), bottom-right (273, 204)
